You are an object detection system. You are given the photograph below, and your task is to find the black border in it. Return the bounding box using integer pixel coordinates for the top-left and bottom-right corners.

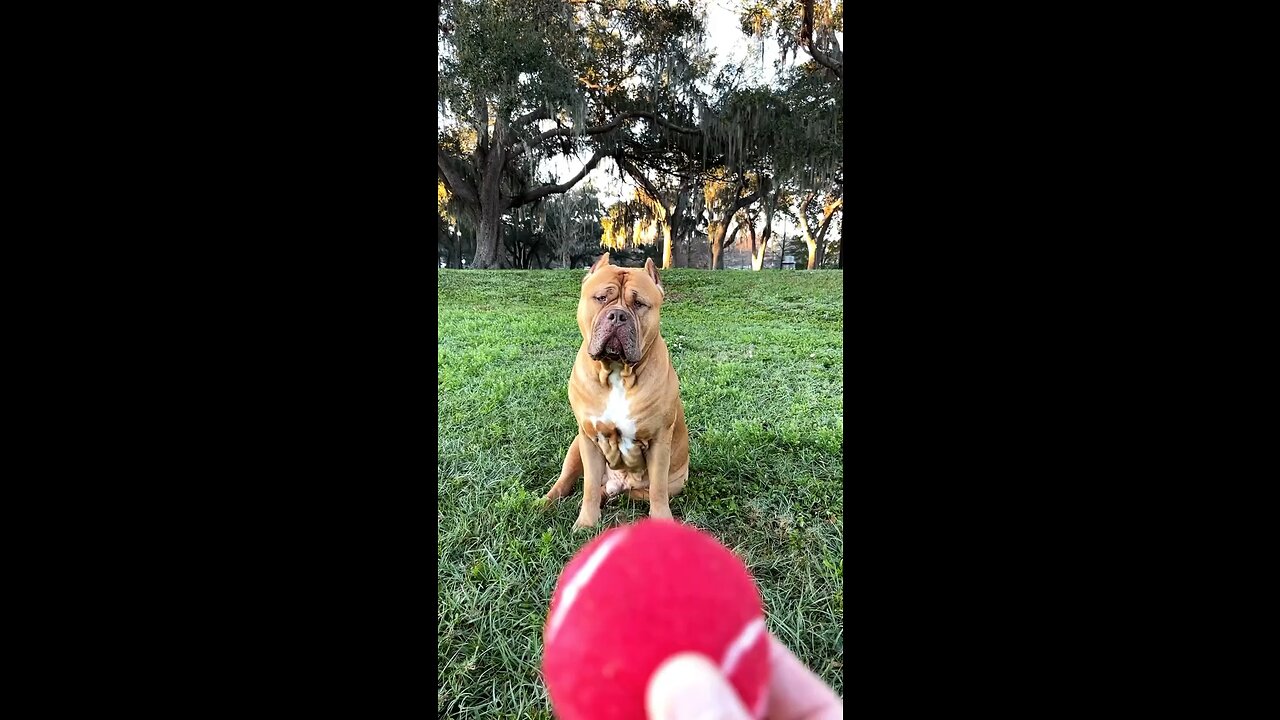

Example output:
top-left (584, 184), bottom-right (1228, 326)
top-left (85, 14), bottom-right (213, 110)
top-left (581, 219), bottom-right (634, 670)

top-left (117, 4), bottom-right (1145, 716)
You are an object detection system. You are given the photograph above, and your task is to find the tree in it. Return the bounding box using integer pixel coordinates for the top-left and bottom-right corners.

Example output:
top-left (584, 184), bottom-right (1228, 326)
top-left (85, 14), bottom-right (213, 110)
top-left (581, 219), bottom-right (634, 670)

top-left (543, 185), bottom-right (605, 268)
top-left (599, 9), bottom-right (715, 269)
top-left (438, 181), bottom-right (457, 268)
top-left (438, 180), bottom-right (475, 268)
top-left (615, 158), bottom-right (700, 269)
top-left (796, 190), bottom-right (842, 269)
top-left (760, 61), bottom-right (843, 270)
top-left (600, 192), bottom-right (660, 253)
top-left (730, 3), bottom-right (844, 273)
top-left (695, 74), bottom-right (837, 271)
top-left (746, 183), bottom-right (792, 270)
top-left (438, 0), bottom-right (708, 268)
top-left (702, 172), bottom-right (767, 269)
top-left (439, 0), bottom-right (845, 273)
top-left (739, 0), bottom-right (843, 82)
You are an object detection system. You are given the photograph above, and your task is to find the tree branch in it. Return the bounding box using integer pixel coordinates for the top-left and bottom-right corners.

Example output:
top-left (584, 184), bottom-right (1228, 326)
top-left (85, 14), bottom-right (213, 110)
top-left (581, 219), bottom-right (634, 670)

top-left (760, 186), bottom-right (781, 243)
top-left (510, 152), bottom-right (606, 207)
top-left (815, 197), bottom-right (844, 243)
top-left (730, 188), bottom-right (764, 214)
top-left (475, 97), bottom-right (490, 153)
top-left (438, 148), bottom-right (479, 205)
top-left (510, 110), bottom-right (701, 158)
top-left (797, 193), bottom-right (816, 241)
top-left (615, 157), bottom-right (673, 219)
top-left (744, 212), bottom-right (758, 253)
top-left (802, 0), bottom-right (843, 80)
top-left (724, 220), bottom-right (742, 249)
top-left (512, 107), bottom-right (550, 129)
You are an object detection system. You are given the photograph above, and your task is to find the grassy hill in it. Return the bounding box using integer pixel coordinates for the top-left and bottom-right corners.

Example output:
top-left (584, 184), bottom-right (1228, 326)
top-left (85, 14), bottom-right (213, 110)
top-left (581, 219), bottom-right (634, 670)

top-left (437, 269), bottom-right (844, 718)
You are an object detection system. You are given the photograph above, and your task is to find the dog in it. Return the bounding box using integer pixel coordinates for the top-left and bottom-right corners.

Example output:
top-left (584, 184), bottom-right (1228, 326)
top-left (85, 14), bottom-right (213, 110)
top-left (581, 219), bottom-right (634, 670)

top-left (542, 253), bottom-right (691, 530)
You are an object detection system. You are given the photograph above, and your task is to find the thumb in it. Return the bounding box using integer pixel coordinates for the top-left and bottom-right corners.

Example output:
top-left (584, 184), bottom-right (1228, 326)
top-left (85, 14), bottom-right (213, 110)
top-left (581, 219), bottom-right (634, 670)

top-left (646, 653), bottom-right (754, 720)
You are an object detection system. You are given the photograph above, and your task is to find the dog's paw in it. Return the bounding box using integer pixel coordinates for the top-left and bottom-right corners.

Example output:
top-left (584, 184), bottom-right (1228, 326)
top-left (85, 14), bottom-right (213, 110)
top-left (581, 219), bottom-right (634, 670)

top-left (649, 505), bottom-right (674, 521)
top-left (572, 508), bottom-right (601, 531)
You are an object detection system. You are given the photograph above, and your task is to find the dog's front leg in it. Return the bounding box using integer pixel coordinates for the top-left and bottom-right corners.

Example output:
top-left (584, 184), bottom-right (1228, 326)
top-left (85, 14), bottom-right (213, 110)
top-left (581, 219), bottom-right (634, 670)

top-left (645, 422), bottom-right (675, 521)
top-left (574, 432), bottom-right (607, 531)
top-left (542, 436), bottom-right (583, 505)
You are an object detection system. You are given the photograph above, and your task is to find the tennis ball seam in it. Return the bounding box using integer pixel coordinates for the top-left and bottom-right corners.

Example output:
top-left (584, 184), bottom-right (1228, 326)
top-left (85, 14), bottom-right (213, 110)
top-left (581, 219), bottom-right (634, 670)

top-left (545, 527), bottom-right (631, 646)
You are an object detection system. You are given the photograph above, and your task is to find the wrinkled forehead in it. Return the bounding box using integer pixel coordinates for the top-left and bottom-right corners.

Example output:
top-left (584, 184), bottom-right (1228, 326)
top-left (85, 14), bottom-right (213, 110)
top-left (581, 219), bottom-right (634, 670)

top-left (582, 268), bottom-right (657, 296)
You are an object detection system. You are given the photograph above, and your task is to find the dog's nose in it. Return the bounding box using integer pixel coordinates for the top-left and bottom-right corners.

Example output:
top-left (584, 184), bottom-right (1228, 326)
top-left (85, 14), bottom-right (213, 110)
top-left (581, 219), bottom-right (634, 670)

top-left (605, 309), bottom-right (630, 325)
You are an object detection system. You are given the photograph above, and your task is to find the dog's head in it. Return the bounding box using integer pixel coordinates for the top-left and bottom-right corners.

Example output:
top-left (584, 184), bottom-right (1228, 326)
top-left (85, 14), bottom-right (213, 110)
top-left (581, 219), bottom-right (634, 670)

top-left (578, 253), bottom-right (666, 365)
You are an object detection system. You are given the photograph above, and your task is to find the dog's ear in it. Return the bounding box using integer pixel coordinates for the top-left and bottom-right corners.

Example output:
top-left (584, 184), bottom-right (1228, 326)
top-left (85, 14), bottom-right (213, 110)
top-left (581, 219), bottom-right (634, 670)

top-left (644, 257), bottom-right (664, 296)
top-left (584, 252), bottom-right (611, 281)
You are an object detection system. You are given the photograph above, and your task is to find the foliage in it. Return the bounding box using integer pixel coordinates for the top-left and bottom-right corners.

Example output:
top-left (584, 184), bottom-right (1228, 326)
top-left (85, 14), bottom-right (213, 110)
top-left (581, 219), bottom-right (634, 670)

top-left (739, 0), bottom-right (843, 77)
top-left (438, 0), bottom-right (716, 267)
top-left (543, 185), bottom-right (608, 267)
top-left (438, 0), bottom-right (845, 270)
top-left (599, 189), bottom-right (663, 250)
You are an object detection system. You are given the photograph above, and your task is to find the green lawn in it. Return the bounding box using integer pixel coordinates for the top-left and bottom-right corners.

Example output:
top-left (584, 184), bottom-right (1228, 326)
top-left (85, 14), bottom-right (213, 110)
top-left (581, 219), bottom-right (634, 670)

top-left (437, 268), bottom-right (844, 718)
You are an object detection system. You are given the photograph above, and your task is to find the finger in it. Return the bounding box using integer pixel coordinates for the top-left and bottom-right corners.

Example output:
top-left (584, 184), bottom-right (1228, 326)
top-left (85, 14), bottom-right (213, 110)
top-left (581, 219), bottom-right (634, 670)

top-left (647, 652), bottom-right (754, 720)
top-left (765, 635), bottom-right (843, 720)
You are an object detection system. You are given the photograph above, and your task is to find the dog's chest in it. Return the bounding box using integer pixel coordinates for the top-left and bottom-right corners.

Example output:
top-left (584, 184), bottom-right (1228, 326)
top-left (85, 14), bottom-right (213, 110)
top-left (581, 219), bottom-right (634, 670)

top-left (585, 369), bottom-right (646, 472)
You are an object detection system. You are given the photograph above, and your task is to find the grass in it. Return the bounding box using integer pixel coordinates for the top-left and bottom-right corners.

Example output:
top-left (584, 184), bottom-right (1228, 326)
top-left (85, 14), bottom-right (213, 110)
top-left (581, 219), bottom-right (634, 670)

top-left (437, 268), bottom-right (844, 718)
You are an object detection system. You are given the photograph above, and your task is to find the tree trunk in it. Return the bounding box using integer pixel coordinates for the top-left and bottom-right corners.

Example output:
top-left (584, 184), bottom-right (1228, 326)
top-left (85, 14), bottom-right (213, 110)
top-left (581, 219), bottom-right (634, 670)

top-left (708, 222), bottom-right (726, 270)
top-left (677, 222), bottom-right (692, 268)
top-left (797, 193), bottom-right (817, 270)
top-left (440, 101), bottom-right (622, 269)
top-left (472, 202), bottom-right (505, 268)
top-left (778, 235), bottom-right (786, 269)
top-left (469, 117), bottom-right (510, 269)
top-left (797, 193), bottom-right (840, 270)
top-left (800, 215), bottom-right (818, 270)
top-left (661, 224), bottom-right (674, 269)
top-left (744, 221), bottom-right (761, 271)
top-left (754, 191), bottom-right (777, 272)
top-left (812, 200), bottom-right (841, 269)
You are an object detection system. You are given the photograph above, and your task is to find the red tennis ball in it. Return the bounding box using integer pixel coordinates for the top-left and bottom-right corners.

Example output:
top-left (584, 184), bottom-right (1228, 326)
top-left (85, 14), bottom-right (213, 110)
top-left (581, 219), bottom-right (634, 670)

top-left (542, 519), bottom-right (770, 720)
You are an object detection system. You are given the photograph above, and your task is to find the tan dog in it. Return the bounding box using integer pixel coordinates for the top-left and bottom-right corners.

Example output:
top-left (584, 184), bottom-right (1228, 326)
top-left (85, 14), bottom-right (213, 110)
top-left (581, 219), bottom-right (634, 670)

top-left (542, 253), bottom-right (691, 530)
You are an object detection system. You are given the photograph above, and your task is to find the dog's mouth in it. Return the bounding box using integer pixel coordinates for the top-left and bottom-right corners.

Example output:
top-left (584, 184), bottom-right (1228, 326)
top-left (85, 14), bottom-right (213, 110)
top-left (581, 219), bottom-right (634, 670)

top-left (589, 328), bottom-right (636, 364)
top-left (592, 342), bottom-right (626, 363)
top-left (600, 336), bottom-right (625, 360)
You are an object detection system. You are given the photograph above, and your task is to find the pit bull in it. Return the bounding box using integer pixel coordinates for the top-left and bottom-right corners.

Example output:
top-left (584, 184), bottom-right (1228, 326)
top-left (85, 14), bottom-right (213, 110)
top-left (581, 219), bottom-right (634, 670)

top-left (541, 253), bottom-right (690, 530)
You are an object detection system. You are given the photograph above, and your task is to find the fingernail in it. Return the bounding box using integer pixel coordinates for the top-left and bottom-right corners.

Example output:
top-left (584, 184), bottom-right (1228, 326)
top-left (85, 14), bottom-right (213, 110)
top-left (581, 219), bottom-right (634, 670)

top-left (647, 653), bottom-right (751, 720)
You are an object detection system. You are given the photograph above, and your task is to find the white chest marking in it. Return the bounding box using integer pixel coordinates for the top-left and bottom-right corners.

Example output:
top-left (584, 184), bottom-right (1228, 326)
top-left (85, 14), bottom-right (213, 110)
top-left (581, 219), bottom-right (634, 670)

top-left (593, 369), bottom-right (636, 454)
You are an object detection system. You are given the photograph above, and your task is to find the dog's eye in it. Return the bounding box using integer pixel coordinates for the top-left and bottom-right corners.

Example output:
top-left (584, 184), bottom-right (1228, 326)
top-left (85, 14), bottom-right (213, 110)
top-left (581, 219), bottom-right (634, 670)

top-left (593, 296), bottom-right (607, 303)
top-left (634, 300), bottom-right (647, 309)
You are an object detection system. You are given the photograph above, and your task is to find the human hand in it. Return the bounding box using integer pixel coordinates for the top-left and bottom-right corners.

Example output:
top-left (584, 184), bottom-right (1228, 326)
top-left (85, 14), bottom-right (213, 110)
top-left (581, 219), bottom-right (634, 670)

top-left (646, 633), bottom-right (842, 720)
